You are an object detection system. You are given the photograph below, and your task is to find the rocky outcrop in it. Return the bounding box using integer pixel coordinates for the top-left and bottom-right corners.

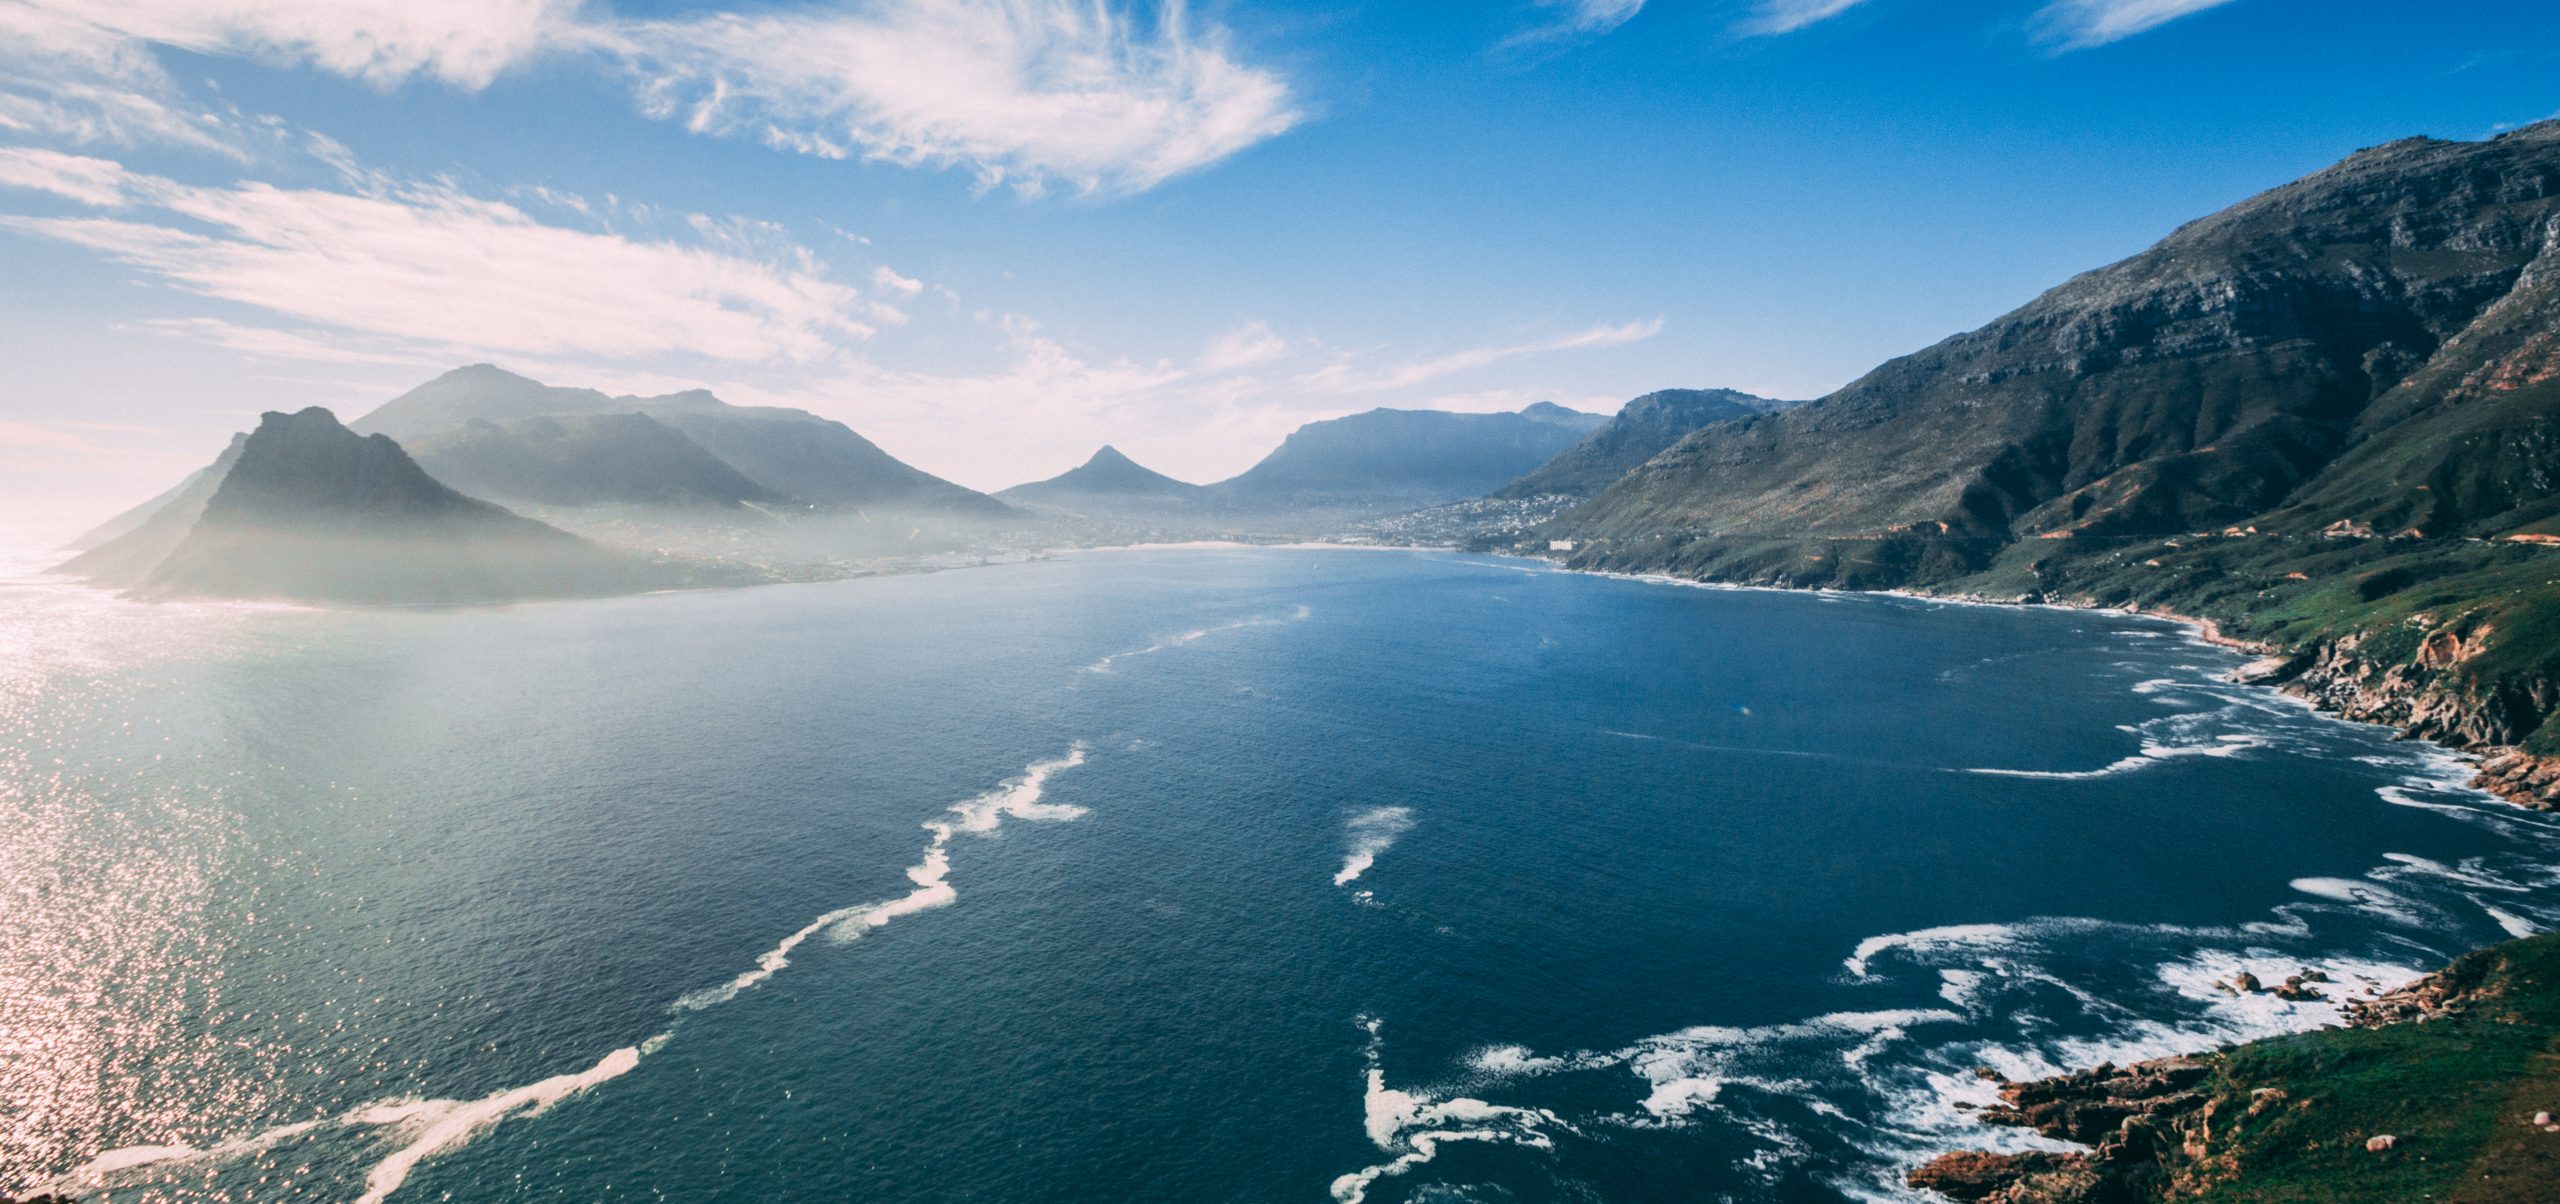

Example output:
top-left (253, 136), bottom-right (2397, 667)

top-left (2242, 626), bottom-right (2560, 810)
top-left (1909, 936), bottom-right (2559, 1203)
top-left (1907, 1057), bottom-right (2224, 1203)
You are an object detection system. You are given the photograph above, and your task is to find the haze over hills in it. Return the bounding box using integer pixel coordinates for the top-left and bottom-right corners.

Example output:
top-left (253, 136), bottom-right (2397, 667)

top-left (1204, 404), bottom-right (1600, 513)
top-left (406, 413), bottom-right (783, 510)
top-left (1492, 388), bottom-right (1795, 500)
top-left (355, 365), bottom-right (1010, 517)
top-left (119, 408), bottom-right (656, 603)
top-left (995, 445), bottom-right (1204, 515)
top-left (1517, 401), bottom-right (1612, 435)
top-left (57, 432), bottom-right (248, 585)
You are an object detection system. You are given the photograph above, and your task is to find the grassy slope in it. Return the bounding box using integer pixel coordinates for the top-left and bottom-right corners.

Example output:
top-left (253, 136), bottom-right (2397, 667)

top-left (2173, 934), bottom-right (2560, 1203)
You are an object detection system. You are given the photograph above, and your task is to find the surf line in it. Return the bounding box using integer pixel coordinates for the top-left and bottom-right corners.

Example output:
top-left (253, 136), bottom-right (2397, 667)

top-left (47, 746), bottom-right (1092, 1204)
top-left (1084, 604), bottom-right (1312, 672)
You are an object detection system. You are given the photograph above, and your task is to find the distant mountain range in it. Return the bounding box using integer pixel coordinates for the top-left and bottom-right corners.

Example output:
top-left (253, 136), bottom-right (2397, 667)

top-left (96, 408), bottom-right (652, 603)
top-left (356, 365), bottom-right (1009, 516)
top-left (1492, 388), bottom-right (1795, 499)
top-left (991, 403), bottom-right (1611, 525)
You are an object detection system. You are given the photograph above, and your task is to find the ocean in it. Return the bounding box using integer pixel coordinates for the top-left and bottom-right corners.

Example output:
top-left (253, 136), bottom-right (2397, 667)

top-left (4, 546), bottom-right (2554, 1202)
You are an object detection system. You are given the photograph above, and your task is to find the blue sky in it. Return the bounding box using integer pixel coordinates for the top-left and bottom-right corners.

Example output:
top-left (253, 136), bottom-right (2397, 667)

top-left (0, 0), bottom-right (2554, 542)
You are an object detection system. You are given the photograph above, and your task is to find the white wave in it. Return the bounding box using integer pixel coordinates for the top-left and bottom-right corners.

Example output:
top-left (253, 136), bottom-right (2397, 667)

top-left (2288, 877), bottom-right (2432, 926)
top-left (2482, 904), bottom-right (2542, 938)
top-left (1084, 605), bottom-right (1312, 672)
top-left (2377, 852), bottom-right (2530, 892)
top-left (1961, 731), bottom-right (2267, 780)
top-left (1329, 1019), bottom-right (1571, 1204)
top-left (59, 748), bottom-right (1092, 1203)
top-left (1335, 806), bottom-right (1416, 887)
top-left (1844, 922), bottom-right (2043, 980)
top-left (45, 1120), bottom-right (323, 1194)
top-left (347, 1043), bottom-right (649, 1204)
top-left (1467, 1044), bottom-right (1566, 1078)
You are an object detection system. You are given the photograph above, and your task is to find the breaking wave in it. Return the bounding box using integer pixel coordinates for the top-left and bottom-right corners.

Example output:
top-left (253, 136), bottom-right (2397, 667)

top-left (1335, 806), bottom-right (1416, 888)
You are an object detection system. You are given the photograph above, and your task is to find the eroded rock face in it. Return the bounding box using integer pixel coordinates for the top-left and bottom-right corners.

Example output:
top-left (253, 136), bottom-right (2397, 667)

top-left (1907, 1057), bottom-right (2221, 1203)
top-left (2263, 629), bottom-right (2560, 810)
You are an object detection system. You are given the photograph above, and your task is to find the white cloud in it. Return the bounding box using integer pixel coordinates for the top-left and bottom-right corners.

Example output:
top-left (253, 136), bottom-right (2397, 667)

top-left (8, 0), bottom-right (574, 90)
top-left (0, 1), bottom-right (1297, 194)
top-left (1514, 0), bottom-right (1646, 43)
top-left (591, 0), bottom-right (1301, 195)
top-left (2030, 0), bottom-right (2240, 49)
top-left (0, 156), bottom-right (884, 366)
top-left (1737, 0), bottom-right (1871, 36)
top-left (0, 145), bottom-right (131, 205)
top-left (873, 264), bottom-right (925, 295)
top-left (1296, 319), bottom-right (1664, 394)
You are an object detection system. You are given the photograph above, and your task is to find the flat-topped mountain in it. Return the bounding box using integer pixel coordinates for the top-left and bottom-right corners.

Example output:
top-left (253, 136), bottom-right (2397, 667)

top-left (1206, 405), bottom-right (1597, 512)
top-left (1493, 388), bottom-right (1793, 499)
top-left (130, 408), bottom-right (650, 603)
top-left (996, 446), bottom-right (1203, 513)
top-left (357, 365), bottom-right (1009, 516)
top-left (407, 412), bottom-right (782, 509)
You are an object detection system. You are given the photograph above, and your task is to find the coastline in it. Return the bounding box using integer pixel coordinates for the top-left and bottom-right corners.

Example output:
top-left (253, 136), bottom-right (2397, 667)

top-left (1508, 551), bottom-right (2559, 815)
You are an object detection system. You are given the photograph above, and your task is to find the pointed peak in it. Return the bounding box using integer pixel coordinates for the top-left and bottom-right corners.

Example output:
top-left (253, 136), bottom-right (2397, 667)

top-left (1086, 444), bottom-right (1137, 466)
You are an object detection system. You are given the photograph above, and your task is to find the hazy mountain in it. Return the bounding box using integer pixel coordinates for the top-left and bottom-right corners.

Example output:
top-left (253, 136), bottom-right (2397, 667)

top-left (1518, 401), bottom-right (1610, 434)
top-left (407, 413), bottom-right (782, 509)
top-left (355, 365), bottom-right (1009, 517)
top-left (1492, 389), bottom-right (1793, 499)
top-left (1555, 122), bottom-right (2560, 574)
top-left (1207, 406), bottom-right (1596, 512)
top-left (131, 408), bottom-right (651, 603)
top-left (996, 446), bottom-right (1204, 513)
top-left (55, 433), bottom-right (248, 585)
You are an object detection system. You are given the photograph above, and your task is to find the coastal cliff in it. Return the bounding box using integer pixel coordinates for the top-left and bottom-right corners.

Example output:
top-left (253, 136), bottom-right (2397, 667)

top-left (1530, 123), bottom-right (2560, 812)
top-left (1908, 933), bottom-right (2560, 1203)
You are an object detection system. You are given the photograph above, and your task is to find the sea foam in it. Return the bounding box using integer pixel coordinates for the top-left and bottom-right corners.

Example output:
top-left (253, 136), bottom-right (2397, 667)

top-left (1334, 806), bottom-right (1416, 887)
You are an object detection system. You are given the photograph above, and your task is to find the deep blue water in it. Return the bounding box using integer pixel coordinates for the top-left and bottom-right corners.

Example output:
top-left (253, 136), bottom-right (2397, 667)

top-left (4, 547), bottom-right (2557, 1203)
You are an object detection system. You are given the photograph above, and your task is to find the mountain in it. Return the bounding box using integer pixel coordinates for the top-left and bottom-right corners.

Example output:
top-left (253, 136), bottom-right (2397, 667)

top-left (1556, 123), bottom-right (2560, 563)
top-left (129, 408), bottom-right (650, 603)
top-left (354, 365), bottom-right (1009, 516)
top-left (55, 433), bottom-right (247, 585)
top-left (406, 413), bottom-right (782, 509)
top-left (995, 446), bottom-right (1204, 512)
top-left (1540, 122), bottom-right (2560, 797)
top-left (1518, 401), bottom-right (1610, 434)
top-left (1492, 388), bottom-right (1793, 499)
top-left (1207, 406), bottom-right (1597, 512)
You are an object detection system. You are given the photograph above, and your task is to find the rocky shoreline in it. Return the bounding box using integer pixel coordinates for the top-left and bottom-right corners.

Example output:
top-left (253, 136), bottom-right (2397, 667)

top-left (1550, 557), bottom-right (2560, 813)
top-left (1905, 935), bottom-right (2560, 1203)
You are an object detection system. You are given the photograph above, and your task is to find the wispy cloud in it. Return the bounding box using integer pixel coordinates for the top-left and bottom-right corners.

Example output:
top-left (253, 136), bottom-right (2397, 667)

top-left (0, 147), bottom-right (882, 366)
top-left (2029, 0), bottom-right (2241, 49)
top-left (0, 1), bottom-right (1298, 195)
top-left (1739, 0), bottom-right (2238, 46)
top-left (1511, 0), bottom-right (1647, 45)
top-left (1737, 0), bottom-right (1872, 37)
top-left (0, 146), bottom-right (131, 205)
top-left (590, 1), bottom-right (1300, 195)
top-left (1297, 320), bottom-right (1663, 394)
